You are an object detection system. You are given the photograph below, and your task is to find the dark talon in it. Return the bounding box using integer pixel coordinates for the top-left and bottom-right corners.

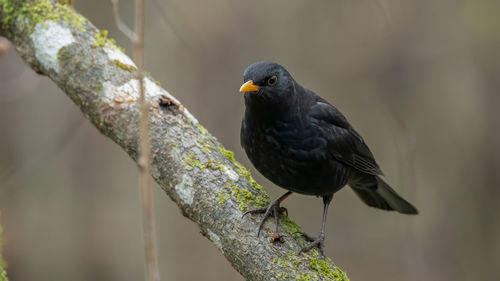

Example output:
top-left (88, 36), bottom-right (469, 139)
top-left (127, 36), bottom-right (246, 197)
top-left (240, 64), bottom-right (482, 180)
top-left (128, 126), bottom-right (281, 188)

top-left (295, 232), bottom-right (326, 255)
top-left (295, 195), bottom-right (332, 256)
top-left (298, 234), bottom-right (325, 256)
top-left (243, 191), bottom-right (292, 237)
top-left (242, 206), bottom-right (267, 218)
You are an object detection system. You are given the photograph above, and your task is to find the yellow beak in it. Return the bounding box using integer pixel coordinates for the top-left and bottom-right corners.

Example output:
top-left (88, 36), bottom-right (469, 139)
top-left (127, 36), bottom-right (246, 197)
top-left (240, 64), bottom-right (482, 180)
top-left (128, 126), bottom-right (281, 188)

top-left (239, 80), bottom-right (260, 93)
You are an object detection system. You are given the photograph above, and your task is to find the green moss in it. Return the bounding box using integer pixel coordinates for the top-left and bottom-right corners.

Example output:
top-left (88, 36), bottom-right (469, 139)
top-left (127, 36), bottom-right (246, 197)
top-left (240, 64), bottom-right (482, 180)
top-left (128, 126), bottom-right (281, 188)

top-left (217, 146), bottom-right (272, 210)
top-left (114, 59), bottom-right (136, 71)
top-left (216, 163), bottom-right (226, 172)
top-left (0, 0), bottom-right (16, 26)
top-left (295, 273), bottom-right (318, 281)
top-left (0, 270), bottom-right (7, 281)
top-left (309, 260), bottom-right (334, 279)
top-left (308, 259), bottom-right (349, 281)
top-left (274, 251), bottom-right (302, 277)
top-left (93, 30), bottom-right (125, 52)
top-left (272, 250), bottom-right (347, 281)
top-left (184, 154), bottom-right (204, 170)
top-left (202, 144), bottom-right (213, 153)
top-left (334, 267), bottom-right (349, 281)
top-left (197, 137), bottom-right (215, 154)
top-left (216, 190), bottom-right (230, 206)
top-left (196, 124), bottom-right (208, 135)
top-left (276, 272), bottom-right (289, 279)
top-left (287, 251), bottom-right (303, 269)
top-left (184, 154), bottom-right (228, 173)
top-left (1, 0), bottom-right (86, 32)
top-left (218, 146), bottom-right (269, 198)
top-left (232, 184), bottom-right (255, 211)
top-left (93, 29), bottom-right (109, 47)
top-left (202, 158), bottom-right (227, 175)
top-left (224, 183), bottom-right (257, 211)
top-left (219, 146), bottom-right (236, 161)
top-left (56, 45), bottom-right (74, 61)
top-left (206, 158), bottom-right (217, 169)
top-left (278, 257), bottom-right (289, 269)
top-left (198, 137), bottom-right (213, 147)
top-left (255, 195), bottom-right (270, 208)
top-left (239, 165), bottom-right (267, 195)
top-left (280, 214), bottom-right (302, 237)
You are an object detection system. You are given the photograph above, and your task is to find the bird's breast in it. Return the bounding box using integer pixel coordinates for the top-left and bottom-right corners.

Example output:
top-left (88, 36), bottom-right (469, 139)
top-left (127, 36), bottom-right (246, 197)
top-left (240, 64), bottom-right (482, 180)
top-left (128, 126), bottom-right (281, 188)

top-left (241, 116), bottom-right (349, 195)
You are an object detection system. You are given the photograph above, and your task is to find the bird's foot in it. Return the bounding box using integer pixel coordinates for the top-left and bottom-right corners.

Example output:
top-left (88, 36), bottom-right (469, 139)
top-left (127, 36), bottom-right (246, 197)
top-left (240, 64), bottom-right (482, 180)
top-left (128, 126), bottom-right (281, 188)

top-left (243, 200), bottom-right (287, 237)
top-left (297, 232), bottom-right (325, 256)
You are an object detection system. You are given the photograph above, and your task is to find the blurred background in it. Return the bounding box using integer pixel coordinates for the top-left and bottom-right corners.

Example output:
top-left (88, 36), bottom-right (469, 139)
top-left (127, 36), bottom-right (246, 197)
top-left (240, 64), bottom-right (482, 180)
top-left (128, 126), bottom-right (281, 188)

top-left (1, 0), bottom-right (500, 280)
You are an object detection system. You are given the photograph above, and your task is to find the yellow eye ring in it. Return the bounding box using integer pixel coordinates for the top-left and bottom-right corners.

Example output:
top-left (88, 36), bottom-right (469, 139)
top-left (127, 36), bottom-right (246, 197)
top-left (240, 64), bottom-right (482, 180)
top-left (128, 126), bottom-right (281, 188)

top-left (267, 75), bottom-right (278, 86)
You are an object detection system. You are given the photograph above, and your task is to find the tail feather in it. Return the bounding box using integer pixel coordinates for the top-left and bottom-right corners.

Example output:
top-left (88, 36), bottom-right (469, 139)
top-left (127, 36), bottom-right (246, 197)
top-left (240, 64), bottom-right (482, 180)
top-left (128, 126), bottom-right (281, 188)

top-left (352, 188), bottom-right (393, 211)
top-left (351, 176), bottom-right (418, 215)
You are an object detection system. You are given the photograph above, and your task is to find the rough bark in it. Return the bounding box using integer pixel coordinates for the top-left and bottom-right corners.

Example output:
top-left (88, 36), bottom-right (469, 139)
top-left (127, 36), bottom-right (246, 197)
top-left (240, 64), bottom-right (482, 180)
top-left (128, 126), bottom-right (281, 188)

top-left (0, 1), bottom-right (349, 280)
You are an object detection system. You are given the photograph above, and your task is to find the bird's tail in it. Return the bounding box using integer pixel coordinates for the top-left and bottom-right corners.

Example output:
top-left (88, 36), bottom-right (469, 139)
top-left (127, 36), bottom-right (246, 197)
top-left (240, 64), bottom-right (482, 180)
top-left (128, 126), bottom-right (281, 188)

top-left (350, 175), bottom-right (418, 214)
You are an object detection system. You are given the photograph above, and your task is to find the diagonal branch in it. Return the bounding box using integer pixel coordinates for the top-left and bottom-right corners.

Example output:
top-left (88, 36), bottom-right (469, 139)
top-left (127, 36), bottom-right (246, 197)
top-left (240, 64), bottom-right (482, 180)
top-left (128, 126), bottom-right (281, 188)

top-left (0, 1), bottom-right (349, 280)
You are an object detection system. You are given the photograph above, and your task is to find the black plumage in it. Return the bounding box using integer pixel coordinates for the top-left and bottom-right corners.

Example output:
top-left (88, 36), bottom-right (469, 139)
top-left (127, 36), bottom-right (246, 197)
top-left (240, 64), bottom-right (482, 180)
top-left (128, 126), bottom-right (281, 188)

top-left (239, 61), bottom-right (418, 254)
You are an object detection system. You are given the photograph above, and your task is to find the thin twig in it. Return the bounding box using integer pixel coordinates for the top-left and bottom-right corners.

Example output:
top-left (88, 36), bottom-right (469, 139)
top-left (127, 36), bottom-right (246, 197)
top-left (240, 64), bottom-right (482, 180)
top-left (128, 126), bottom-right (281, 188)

top-left (110, 0), bottom-right (137, 42)
top-left (135, 0), bottom-right (160, 279)
top-left (110, 0), bottom-right (161, 280)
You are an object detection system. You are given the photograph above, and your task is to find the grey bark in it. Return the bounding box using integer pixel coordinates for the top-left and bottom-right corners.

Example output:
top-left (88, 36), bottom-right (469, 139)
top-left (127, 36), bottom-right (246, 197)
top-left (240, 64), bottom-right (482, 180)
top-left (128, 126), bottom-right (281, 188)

top-left (0, 1), bottom-right (349, 280)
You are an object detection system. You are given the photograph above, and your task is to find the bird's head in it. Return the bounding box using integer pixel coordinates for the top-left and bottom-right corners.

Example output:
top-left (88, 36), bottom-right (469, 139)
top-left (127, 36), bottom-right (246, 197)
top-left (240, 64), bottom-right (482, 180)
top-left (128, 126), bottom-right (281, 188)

top-left (239, 61), bottom-right (296, 109)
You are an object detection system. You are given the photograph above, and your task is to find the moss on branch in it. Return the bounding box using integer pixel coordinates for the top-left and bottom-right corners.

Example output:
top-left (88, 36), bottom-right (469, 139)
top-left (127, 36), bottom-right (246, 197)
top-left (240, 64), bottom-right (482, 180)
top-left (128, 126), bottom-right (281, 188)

top-left (1, 0), bottom-right (85, 32)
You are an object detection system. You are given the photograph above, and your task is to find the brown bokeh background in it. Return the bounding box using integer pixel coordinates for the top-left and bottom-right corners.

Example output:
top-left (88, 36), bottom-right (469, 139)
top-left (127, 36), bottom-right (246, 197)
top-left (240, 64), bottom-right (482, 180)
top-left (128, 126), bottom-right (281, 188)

top-left (1, 0), bottom-right (500, 280)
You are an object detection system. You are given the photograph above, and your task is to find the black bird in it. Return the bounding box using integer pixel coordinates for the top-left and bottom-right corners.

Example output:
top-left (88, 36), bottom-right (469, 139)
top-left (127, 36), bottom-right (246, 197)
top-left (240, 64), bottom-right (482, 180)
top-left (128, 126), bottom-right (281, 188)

top-left (239, 61), bottom-right (418, 254)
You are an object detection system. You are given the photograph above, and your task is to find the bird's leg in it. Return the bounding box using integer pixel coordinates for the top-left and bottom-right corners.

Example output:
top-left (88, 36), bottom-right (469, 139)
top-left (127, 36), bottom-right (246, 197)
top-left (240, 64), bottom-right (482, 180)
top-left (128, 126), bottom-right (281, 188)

top-left (243, 191), bottom-right (292, 236)
top-left (298, 194), bottom-right (333, 256)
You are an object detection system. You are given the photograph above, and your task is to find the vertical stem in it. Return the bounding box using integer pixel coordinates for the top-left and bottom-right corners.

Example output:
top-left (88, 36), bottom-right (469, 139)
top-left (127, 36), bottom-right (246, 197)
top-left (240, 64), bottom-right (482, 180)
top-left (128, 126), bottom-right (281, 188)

top-left (134, 0), bottom-right (160, 281)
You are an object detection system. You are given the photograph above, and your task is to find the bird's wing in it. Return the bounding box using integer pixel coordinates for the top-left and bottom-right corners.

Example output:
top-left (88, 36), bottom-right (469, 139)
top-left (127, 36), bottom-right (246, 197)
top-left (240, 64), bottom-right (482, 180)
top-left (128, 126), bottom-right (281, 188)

top-left (310, 101), bottom-right (383, 176)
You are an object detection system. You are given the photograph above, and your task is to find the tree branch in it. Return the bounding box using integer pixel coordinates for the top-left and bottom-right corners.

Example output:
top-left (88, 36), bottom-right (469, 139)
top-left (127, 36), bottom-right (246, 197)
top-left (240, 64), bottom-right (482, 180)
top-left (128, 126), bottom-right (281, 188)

top-left (0, 1), bottom-right (349, 280)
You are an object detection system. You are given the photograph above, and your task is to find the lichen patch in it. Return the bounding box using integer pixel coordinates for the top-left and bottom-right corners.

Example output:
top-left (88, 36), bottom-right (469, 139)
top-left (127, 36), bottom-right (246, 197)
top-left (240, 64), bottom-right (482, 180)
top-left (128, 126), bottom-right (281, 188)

top-left (101, 80), bottom-right (139, 107)
top-left (224, 166), bottom-right (239, 182)
top-left (207, 229), bottom-right (223, 252)
top-left (175, 174), bottom-right (194, 205)
top-left (105, 47), bottom-right (136, 69)
top-left (31, 21), bottom-right (75, 73)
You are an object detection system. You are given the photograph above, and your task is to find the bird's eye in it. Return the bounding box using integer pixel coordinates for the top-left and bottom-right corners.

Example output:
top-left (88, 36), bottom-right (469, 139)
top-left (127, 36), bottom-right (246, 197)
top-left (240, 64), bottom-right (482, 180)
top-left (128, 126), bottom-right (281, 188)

top-left (267, 75), bottom-right (278, 86)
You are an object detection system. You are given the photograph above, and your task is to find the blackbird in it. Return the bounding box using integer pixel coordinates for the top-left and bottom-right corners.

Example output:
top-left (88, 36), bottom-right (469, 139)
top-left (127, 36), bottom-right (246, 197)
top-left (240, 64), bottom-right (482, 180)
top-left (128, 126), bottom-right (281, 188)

top-left (239, 61), bottom-right (418, 254)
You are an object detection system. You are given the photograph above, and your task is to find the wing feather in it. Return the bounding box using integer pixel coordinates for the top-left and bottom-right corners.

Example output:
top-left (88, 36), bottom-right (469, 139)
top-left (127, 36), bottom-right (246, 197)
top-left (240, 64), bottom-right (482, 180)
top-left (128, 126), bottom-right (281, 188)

top-left (310, 101), bottom-right (383, 175)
